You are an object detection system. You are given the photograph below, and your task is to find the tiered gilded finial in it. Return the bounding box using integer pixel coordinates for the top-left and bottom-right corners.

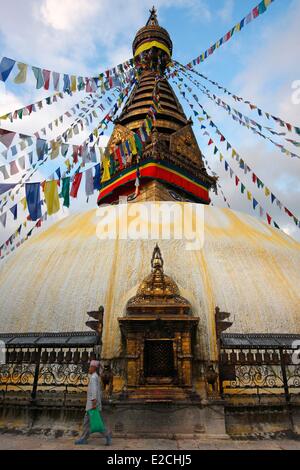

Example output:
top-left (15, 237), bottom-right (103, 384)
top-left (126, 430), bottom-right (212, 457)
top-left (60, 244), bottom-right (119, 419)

top-left (150, 244), bottom-right (166, 293)
top-left (126, 244), bottom-right (191, 312)
top-left (133, 7), bottom-right (172, 73)
top-left (97, 9), bottom-right (217, 206)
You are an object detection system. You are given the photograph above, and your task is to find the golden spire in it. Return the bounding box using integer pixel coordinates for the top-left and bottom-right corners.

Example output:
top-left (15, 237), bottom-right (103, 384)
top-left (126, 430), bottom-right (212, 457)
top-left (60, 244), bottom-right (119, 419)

top-left (146, 6), bottom-right (159, 26)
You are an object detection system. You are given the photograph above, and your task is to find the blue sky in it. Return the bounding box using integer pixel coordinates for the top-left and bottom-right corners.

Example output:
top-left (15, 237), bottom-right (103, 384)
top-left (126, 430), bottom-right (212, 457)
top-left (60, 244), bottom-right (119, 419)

top-left (0, 0), bottom-right (300, 247)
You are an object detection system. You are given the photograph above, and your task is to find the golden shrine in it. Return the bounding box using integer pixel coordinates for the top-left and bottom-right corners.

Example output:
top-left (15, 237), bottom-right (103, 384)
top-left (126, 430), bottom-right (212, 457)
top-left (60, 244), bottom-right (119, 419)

top-left (119, 244), bottom-right (198, 400)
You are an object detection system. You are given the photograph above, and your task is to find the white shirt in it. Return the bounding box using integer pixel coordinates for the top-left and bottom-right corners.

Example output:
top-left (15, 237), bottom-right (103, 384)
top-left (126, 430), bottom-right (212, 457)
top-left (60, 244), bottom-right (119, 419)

top-left (86, 372), bottom-right (102, 411)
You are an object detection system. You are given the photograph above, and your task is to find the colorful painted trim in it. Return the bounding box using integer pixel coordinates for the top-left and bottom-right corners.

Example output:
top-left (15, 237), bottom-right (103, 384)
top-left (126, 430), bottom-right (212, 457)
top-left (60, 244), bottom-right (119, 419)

top-left (97, 159), bottom-right (210, 203)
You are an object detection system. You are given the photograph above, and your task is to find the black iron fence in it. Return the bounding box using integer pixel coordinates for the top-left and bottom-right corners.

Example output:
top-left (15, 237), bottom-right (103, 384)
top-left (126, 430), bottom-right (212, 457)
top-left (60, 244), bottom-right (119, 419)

top-left (0, 332), bottom-right (99, 406)
top-left (219, 345), bottom-right (300, 403)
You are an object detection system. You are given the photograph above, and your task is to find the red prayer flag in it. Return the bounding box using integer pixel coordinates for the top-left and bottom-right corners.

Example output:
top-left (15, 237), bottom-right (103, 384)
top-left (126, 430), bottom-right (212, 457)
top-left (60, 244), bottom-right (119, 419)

top-left (115, 147), bottom-right (124, 170)
top-left (252, 6), bottom-right (259, 18)
top-left (70, 173), bottom-right (82, 198)
top-left (285, 208), bottom-right (293, 217)
top-left (266, 213), bottom-right (272, 225)
top-left (235, 176), bottom-right (239, 186)
top-left (220, 135), bottom-right (225, 142)
top-left (252, 174), bottom-right (257, 184)
top-left (43, 70), bottom-right (51, 90)
top-left (208, 138), bottom-right (213, 146)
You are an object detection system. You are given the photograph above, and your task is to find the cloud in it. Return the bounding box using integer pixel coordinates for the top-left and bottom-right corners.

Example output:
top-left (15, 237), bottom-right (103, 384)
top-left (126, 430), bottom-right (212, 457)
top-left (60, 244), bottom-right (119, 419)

top-left (40, 0), bottom-right (100, 32)
top-left (217, 0), bottom-right (234, 23)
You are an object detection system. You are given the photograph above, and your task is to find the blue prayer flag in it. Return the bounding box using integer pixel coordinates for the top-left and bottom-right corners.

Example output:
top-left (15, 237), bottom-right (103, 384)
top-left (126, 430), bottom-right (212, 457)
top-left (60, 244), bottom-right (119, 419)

top-left (25, 183), bottom-right (42, 221)
top-left (93, 163), bottom-right (101, 190)
top-left (0, 57), bottom-right (16, 82)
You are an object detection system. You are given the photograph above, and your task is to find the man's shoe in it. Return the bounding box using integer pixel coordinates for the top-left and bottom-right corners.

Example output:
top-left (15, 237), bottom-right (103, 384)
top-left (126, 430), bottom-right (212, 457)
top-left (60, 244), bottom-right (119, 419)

top-left (105, 432), bottom-right (112, 446)
top-left (75, 438), bottom-right (88, 445)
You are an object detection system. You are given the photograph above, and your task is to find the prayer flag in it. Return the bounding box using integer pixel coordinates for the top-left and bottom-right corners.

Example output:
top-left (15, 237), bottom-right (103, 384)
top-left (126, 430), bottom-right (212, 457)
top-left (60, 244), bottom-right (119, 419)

top-left (85, 168), bottom-right (94, 197)
top-left (43, 181), bottom-right (60, 216)
top-left (93, 163), bottom-right (101, 190)
top-left (101, 156), bottom-right (111, 182)
top-left (60, 177), bottom-right (70, 208)
top-left (0, 213), bottom-right (7, 228)
top-left (32, 67), bottom-right (44, 89)
top-left (14, 63), bottom-right (28, 84)
top-left (0, 57), bottom-right (16, 82)
top-left (10, 204), bottom-right (18, 220)
top-left (70, 173), bottom-right (82, 198)
top-left (0, 129), bottom-right (16, 148)
top-left (25, 183), bottom-right (42, 221)
top-left (42, 70), bottom-right (51, 90)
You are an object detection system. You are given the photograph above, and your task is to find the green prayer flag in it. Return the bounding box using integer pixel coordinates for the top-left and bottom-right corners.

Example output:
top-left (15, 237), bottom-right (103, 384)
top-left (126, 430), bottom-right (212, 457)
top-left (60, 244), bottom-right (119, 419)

top-left (146, 117), bottom-right (153, 130)
top-left (60, 177), bottom-right (70, 208)
top-left (241, 183), bottom-right (245, 194)
top-left (259, 1), bottom-right (267, 15)
top-left (134, 134), bottom-right (143, 155)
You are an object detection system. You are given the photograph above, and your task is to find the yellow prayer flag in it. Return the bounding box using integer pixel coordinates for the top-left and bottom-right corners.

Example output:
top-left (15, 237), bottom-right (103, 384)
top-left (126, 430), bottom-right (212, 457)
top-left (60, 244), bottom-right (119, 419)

top-left (14, 63), bottom-right (28, 84)
top-left (264, 0), bottom-right (272, 6)
top-left (265, 187), bottom-right (270, 197)
top-left (43, 181), bottom-right (60, 216)
top-left (71, 76), bottom-right (77, 92)
top-left (247, 191), bottom-right (252, 201)
top-left (101, 156), bottom-right (111, 183)
top-left (129, 136), bottom-right (137, 156)
top-left (219, 153), bottom-right (224, 162)
top-left (21, 197), bottom-right (27, 211)
top-left (232, 149), bottom-right (237, 158)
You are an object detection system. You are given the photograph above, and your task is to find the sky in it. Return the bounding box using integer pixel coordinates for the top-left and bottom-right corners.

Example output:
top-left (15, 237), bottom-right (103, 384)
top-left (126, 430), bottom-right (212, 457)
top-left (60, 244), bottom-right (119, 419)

top-left (0, 0), bottom-right (300, 249)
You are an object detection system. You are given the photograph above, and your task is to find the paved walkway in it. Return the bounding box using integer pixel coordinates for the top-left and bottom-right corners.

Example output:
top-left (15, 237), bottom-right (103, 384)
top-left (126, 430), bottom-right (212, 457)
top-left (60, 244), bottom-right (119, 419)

top-left (0, 434), bottom-right (300, 450)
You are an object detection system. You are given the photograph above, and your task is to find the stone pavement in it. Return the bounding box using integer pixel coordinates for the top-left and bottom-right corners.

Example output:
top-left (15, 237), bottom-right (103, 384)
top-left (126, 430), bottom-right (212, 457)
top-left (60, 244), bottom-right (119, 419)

top-left (0, 434), bottom-right (300, 450)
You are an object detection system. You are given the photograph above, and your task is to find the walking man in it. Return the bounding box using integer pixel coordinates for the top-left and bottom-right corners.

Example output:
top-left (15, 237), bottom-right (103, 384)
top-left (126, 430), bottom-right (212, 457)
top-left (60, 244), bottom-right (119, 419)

top-left (75, 360), bottom-right (112, 445)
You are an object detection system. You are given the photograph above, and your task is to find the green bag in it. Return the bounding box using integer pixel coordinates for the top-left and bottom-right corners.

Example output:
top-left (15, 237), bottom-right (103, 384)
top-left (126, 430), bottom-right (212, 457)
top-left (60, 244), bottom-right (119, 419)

top-left (88, 409), bottom-right (106, 434)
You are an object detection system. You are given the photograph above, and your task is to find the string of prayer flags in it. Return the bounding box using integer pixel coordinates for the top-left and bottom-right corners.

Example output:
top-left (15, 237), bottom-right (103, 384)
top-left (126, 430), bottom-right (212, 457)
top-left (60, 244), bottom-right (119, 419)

top-left (0, 82), bottom-right (131, 210)
top-left (175, 62), bottom-right (300, 138)
top-left (173, 76), bottom-right (293, 230)
top-left (173, 74), bottom-right (300, 228)
top-left (0, 54), bottom-right (135, 93)
top-left (182, 69), bottom-right (300, 151)
top-left (185, 0), bottom-right (275, 69)
top-left (0, 211), bottom-right (47, 261)
top-left (0, 91), bottom-right (65, 123)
